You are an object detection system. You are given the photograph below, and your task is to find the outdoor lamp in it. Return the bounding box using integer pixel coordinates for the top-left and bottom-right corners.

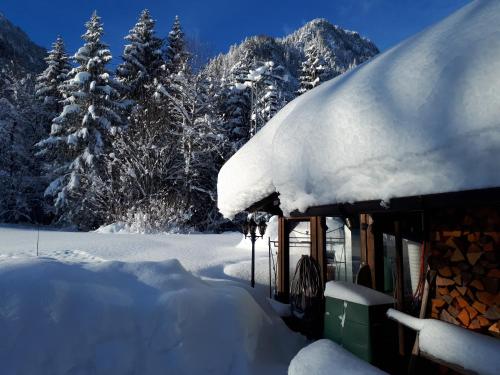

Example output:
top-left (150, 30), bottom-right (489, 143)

top-left (248, 218), bottom-right (258, 238)
top-left (242, 221), bottom-right (249, 237)
top-left (258, 219), bottom-right (267, 237)
top-left (243, 216), bottom-right (267, 288)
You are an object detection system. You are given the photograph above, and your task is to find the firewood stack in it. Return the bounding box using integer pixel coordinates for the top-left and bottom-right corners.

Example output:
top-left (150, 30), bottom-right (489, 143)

top-left (429, 228), bottom-right (500, 338)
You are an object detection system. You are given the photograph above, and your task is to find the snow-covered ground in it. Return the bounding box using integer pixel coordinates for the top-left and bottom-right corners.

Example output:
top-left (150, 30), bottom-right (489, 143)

top-left (0, 225), bottom-right (305, 375)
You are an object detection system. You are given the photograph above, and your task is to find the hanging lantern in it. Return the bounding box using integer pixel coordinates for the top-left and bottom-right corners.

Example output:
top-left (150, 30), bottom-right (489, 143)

top-left (258, 219), bottom-right (267, 237)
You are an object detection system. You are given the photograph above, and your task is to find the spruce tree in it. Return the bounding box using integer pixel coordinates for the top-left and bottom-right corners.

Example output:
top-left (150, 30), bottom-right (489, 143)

top-left (164, 15), bottom-right (190, 76)
top-left (1, 67), bottom-right (45, 222)
top-left (297, 43), bottom-right (325, 95)
top-left (35, 36), bottom-right (70, 128)
top-left (116, 9), bottom-right (163, 102)
top-left (39, 11), bottom-right (122, 229)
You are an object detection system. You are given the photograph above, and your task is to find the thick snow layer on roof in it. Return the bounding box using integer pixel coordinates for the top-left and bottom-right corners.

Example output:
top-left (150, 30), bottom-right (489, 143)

top-left (288, 339), bottom-right (387, 375)
top-left (218, 0), bottom-right (500, 218)
top-left (387, 308), bottom-right (500, 375)
top-left (324, 281), bottom-right (394, 306)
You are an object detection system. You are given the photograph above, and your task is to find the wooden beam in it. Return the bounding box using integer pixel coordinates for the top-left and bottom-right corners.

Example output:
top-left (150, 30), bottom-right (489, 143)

top-left (394, 219), bottom-right (406, 356)
top-left (298, 187), bottom-right (500, 218)
top-left (277, 217), bottom-right (290, 303)
top-left (310, 216), bottom-right (327, 287)
top-left (359, 214), bottom-right (384, 290)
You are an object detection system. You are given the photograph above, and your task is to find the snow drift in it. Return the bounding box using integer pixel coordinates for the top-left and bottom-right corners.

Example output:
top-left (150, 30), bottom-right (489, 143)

top-left (0, 257), bottom-right (303, 375)
top-left (288, 339), bottom-right (387, 375)
top-left (218, 0), bottom-right (500, 218)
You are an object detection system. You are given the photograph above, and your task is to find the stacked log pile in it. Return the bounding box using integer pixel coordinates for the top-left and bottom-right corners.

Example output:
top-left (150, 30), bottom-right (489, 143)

top-left (429, 228), bottom-right (500, 338)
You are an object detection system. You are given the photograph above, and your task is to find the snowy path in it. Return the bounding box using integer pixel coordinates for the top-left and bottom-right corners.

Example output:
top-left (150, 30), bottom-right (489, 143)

top-left (0, 225), bottom-right (270, 281)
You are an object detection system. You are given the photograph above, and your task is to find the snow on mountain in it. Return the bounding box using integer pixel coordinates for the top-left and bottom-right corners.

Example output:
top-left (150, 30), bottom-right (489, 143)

top-left (204, 18), bottom-right (378, 90)
top-left (0, 12), bottom-right (46, 75)
top-left (217, 0), bottom-right (500, 218)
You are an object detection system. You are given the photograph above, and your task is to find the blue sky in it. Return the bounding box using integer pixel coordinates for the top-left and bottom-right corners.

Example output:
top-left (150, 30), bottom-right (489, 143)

top-left (2, 0), bottom-right (469, 62)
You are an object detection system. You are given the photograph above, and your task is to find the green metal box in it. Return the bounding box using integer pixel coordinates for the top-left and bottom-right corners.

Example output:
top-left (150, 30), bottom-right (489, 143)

top-left (323, 281), bottom-right (396, 367)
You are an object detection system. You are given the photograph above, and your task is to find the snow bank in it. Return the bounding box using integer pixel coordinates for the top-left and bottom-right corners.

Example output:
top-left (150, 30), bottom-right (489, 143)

top-left (218, 0), bottom-right (500, 218)
top-left (387, 308), bottom-right (500, 375)
top-left (0, 257), bottom-right (303, 375)
top-left (288, 339), bottom-right (387, 375)
top-left (325, 281), bottom-right (394, 306)
top-left (94, 221), bottom-right (128, 233)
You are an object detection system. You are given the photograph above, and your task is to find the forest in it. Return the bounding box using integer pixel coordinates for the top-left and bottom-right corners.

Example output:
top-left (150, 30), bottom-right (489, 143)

top-left (0, 10), bottom-right (377, 232)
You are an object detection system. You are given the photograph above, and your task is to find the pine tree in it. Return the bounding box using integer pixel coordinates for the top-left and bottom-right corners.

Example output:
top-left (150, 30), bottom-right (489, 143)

top-left (245, 61), bottom-right (287, 136)
top-left (220, 61), bottom-right (251, 155)
top-left (38, 11), bottom-right (122, 229)
top-left (116, 9), bottom-right (163, 102)
top-left (297, 43), bottom-right (325, 95)
top-left (164, 15), bottom-right (190, 76)
top-left (35, 36), bottom-right (70, 128)
top-left (1, 67), bottom-right (45, 222)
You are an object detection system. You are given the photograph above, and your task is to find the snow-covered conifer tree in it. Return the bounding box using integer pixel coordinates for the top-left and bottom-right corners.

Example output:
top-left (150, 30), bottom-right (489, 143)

top-left (35, 36), bottom-right (70, 129)
top-left (164, 15), bottom-right (190, 76)
top-left (297, 43), bottom-right (325, 95)
top-left (116, 9), bottom-right (163, 102)
top-left (38, 11), bottom-right (122, 229)
top-left (1, 67), bottom-right (45, 222)
top-left (245, 61), bottom-right (287, 136)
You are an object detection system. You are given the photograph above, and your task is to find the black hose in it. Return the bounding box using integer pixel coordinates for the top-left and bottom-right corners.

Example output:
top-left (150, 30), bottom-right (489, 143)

top-left (290, 255), bottom-right (324, 338)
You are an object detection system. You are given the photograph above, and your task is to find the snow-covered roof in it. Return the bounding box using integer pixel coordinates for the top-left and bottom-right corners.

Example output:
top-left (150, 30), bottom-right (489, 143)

top-left (217, 1), bottom-right (500, 218)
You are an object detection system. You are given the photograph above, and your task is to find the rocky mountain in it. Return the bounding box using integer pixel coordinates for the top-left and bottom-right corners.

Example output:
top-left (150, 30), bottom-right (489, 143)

top-left (204, 18), bottom-right (379, 89)
top-left (0, 12), bottom-right (46, 75)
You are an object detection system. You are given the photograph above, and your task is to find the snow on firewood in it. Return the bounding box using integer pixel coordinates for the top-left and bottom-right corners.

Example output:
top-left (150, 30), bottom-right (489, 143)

top-left (387, 308), bottom-right (500, 375)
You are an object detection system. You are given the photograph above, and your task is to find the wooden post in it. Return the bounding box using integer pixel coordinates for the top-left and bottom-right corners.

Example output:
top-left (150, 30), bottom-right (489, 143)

top-left (310, 216), bottom-right (327, 287)
top-left (359, 214), bottom-right (384, 290)
top-left (394, 219), bottom-right (406, 356)
top-left (277, 217), bottom-right (290, 302)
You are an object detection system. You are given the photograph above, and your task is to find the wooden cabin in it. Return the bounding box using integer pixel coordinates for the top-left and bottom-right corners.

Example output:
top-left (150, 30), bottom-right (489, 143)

top-left (246, 187), bottom-right (500, 371)
top-left (217, 1), bottom-right (500, 372)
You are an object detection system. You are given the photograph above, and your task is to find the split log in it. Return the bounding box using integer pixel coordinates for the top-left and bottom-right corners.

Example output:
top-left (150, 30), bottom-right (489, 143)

top-left (473, 301), bottom-right (487, 314)
top-left (477, 291), bottom-right (495, 306)
top-left (447, 305), bottom-right (460, 318)
top-left (478, 316), bottom-right (491, 327)
top-left (436, 275), bottom-right (455, 287)
top-left (487, 269), bottom-right (500, 278)
top-left (450, 249), bottom-right (465, 262)
top-left (465, 305), bottom-right (478, 320)
top-left (488, 322), bottom-right (500, 338)
top-left (438, 266), bottom-right (453, 277)
top-left (440, 309), bottom-right (459, 326)
top-left (467, 252), bottom-right (481, 266)
top-left (456, 296), bottom-right (468, 309)
top-left (450, 289), bottom-right (460, 299)
top-left (469, 279), bottom-right (484, 291)
top-left (457, 309), bottom-right (470, 326)
top-left (484, 306), bottom-right (500, 321)
top-left (469, 318), bottom-right (481, 330)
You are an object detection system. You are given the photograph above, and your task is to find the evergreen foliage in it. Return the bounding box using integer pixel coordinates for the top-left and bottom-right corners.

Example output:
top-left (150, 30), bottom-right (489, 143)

top-left (38, 11), bottom-right (123, 229)
top-left (1, 11), bottom-right (377, 231)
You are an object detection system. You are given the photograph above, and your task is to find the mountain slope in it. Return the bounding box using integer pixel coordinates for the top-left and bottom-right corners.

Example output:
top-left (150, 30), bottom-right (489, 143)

top-left (205, 18), bottom-right (379, 88)
top-left (0, 12), bottom-right (46, 75)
